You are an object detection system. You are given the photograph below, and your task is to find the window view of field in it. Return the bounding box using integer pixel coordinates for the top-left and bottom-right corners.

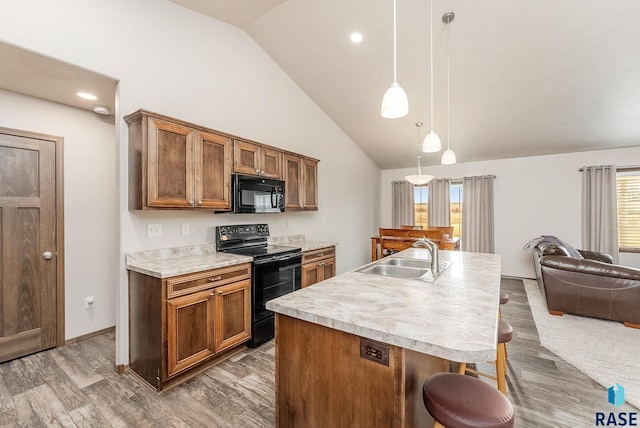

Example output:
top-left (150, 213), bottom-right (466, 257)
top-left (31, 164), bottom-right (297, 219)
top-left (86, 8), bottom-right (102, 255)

top-left (414, 184), bottom-right (463, 238)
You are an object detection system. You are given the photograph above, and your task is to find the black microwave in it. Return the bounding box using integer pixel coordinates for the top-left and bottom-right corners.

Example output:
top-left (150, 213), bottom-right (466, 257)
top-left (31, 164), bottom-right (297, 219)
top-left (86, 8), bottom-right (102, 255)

top-left (232, 174), bottom-right (285, 213)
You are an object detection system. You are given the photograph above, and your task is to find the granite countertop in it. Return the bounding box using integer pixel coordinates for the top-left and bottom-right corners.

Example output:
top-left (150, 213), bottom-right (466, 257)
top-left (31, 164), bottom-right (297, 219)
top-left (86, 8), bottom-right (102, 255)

top-left (125, 244), bottom-right (252, 279)
top-left (266, 248), bottom-right (501, 363)
top-left (268, 235), bottom-right (336, 252)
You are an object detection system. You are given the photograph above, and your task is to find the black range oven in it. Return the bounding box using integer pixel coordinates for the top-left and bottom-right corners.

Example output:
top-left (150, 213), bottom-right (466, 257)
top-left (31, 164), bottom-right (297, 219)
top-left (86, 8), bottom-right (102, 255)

top-left (216, 224), bottom-right (301, 348)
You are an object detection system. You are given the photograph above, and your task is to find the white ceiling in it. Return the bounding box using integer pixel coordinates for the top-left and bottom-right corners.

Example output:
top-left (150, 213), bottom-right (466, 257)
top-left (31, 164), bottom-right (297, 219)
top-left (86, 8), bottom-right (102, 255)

top-left (171, 0), bottom-right (640, 169)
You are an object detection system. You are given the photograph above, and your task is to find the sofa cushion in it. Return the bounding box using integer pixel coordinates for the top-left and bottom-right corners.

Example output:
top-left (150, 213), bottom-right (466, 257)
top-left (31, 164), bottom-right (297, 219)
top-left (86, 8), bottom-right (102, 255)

top-left (540, 235), bottom-right (584, 259)
top-left (540, 255), bottom-right (640, 283)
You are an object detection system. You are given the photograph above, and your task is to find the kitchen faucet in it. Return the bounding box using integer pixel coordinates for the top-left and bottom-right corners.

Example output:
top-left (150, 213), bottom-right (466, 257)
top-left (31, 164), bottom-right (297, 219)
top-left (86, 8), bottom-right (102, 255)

top-left (412, 237), bottom-right (439, 273)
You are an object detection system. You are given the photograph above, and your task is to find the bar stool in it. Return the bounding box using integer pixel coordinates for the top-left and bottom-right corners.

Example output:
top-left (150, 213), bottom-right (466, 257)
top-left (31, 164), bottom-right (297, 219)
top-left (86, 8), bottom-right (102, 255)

top-left (458, 319), bottom-right (513, 395)
top-left (423, 372), bottom-right (515, 428)
top-left (499, 292), bottom-right (509, 360)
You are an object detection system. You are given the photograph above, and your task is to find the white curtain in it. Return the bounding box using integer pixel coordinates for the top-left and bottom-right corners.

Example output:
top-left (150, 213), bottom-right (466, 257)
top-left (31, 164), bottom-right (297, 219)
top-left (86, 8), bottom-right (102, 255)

top-left (461, 175), bottom-right (495, 253)
top-left (428, 178), bottom-right (451, 227)
top-left (581, 165), bottom-right (619, 262)
top-left (391, 181), bottom-right (415, 228)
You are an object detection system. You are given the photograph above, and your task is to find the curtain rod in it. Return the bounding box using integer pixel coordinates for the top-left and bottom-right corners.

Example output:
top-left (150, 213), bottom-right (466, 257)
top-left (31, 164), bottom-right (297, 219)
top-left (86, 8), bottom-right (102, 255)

top-left (578, 165), bottom-right (640, 172)
top-left (394, 175), bottom-right (496, 185)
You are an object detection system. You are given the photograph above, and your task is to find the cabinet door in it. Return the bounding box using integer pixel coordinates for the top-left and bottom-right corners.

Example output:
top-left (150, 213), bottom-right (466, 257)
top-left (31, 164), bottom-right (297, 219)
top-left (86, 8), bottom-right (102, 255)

top-left (320, 258), bottom-right (336, 281)
top-left (301, 263), bottom-right (320, 288)
top-left (302, 158), bottom-right (318, 210)
top-left (260, 147), bottom-right (283, 179)
top-left (215, 279), bottom-right (251, 352)
top-left (147, 118), bottom-right (194, 207)
top-left (233, 140), bottom-right (260, 176)
top-left (284, 154), bottom-right (302, 209)
top-left (166, 289), bottom-right (216, 377)
top-left (194, 131), bottom-right (231, 210)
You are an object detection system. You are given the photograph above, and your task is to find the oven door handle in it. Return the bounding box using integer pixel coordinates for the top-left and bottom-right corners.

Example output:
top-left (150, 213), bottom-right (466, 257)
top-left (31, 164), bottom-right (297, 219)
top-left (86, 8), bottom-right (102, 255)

top-left (253, 253), bottom-right (302, 265)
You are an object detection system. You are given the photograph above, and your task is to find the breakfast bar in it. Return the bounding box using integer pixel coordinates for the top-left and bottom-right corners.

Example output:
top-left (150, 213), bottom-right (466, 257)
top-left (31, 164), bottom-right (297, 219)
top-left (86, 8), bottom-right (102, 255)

top-left (266, 248), bottom-right (502, 427)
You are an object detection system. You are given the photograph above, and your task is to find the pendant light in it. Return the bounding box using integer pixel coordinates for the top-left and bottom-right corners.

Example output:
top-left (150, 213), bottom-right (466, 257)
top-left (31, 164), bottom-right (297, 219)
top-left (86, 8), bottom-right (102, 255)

top-left (381, 0), bottom-right (409, 119)
top-left (405, 122), bottom-right (434, 185)
top-left (422, 0), bottom-right (441, 152)
top-left (441, 12), bottom-right (457, 165)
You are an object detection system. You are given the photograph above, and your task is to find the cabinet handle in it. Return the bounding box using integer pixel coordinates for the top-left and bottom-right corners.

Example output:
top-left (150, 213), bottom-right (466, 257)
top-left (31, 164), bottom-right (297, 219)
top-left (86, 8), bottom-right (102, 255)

top-left (209, 291), bottom-right (216, 297)
top-left (198, 200), bottom-right (202, 205)
top-left (189, 200), bottom-right (194, 206)
top-left (318, 262), bottom-right (324, 266)
top-left (256, 169), bottom-right (260, 174)
top-left (208, 276), bottom-right (222, 282)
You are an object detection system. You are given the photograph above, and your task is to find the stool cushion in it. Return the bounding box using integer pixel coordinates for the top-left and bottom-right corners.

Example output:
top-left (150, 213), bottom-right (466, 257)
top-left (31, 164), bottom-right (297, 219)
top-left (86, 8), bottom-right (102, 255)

top-left (423, 373), bottom-right (514, 428)
top-left (500, 292), bottom-right (509, 305)
top-left (498, 320), bottom-right (513, 344)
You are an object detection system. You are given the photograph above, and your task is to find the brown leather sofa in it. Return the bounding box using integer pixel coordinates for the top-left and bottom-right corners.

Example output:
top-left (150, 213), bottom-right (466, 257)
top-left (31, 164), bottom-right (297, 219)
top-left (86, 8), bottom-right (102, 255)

top-left (528, 235), bottom-right (640, 328)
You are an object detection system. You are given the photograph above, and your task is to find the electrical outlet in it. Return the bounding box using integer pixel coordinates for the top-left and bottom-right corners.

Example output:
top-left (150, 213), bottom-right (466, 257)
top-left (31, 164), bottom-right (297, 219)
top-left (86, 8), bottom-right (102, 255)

top-left (181, 223), bottom-right (190, 235)
top-left (85, 296), bottom-right (95, 309)
top-left (147, 224), bottom-right (162, 237)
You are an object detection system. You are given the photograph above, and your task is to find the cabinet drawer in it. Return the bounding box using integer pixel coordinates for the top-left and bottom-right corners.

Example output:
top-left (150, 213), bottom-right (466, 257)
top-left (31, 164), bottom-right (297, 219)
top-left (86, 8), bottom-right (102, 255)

top-left (302, 247), bottom-right (335, 265)
top-left (166, 263), bottom-right (251, 299)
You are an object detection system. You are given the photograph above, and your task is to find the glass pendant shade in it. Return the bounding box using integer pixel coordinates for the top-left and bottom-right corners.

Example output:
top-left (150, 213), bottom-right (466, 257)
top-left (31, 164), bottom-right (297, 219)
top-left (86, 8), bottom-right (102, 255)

top-left (381, 82), bottom-right (409, 118)
top-left (422, 130), bottom-right (441, 152)
top-left (441, 148), bottom-right (457, 164)
top-left (405, 156), bottom-right (434, 185)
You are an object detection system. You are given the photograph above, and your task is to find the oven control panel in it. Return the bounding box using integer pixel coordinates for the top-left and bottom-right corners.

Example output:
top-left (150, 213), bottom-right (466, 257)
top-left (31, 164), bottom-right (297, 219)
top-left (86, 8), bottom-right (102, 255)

top-left (216, 224), bottom-right (270, 242)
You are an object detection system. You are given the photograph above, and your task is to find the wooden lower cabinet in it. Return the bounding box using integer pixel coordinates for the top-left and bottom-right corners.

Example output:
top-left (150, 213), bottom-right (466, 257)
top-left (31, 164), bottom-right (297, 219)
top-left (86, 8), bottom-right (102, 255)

top-left (302, 246), bottom-right (336, 288)
top-left (129, 263), bottom-right (251, 391)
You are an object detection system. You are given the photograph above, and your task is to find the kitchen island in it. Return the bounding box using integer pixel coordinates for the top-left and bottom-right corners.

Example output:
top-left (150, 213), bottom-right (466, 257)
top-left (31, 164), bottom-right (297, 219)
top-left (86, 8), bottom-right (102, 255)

top-left (266, 248), bottom-right (501, 427)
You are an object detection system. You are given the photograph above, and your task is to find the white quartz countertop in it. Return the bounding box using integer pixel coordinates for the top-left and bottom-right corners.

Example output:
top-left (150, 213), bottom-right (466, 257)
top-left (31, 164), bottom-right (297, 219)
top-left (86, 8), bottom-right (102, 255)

top-left (125, 244), bottom-right (252, 279)
top-left (266, 248), bottom-right (501, 363)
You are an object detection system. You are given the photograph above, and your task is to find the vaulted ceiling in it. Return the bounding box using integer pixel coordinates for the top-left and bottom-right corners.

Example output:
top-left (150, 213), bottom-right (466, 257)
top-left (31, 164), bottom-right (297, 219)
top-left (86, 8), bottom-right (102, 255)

top-left (170, 0), bottom-right (640, 169)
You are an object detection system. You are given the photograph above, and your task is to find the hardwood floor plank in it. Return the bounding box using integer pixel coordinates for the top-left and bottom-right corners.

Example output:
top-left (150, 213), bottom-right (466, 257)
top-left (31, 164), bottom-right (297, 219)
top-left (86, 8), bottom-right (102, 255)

top-left (0, 374), bottom-right (18, 427)
top-left (12, 383), bottom-right (76, 427)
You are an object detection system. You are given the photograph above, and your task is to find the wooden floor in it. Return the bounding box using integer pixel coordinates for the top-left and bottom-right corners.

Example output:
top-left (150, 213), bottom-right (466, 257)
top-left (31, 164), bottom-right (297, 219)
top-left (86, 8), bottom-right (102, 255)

top-left (0, 278), bottom-right (636, 427)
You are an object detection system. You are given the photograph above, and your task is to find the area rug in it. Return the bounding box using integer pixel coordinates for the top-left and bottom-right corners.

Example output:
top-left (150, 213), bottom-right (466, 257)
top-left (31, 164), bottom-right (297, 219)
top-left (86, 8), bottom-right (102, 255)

top-left (523, 279), bottom-right (640, 409)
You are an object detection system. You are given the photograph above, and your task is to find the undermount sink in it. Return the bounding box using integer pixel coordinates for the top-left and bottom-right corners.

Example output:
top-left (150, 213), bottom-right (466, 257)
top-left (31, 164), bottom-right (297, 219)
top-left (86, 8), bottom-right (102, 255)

top-left (355, 257), bottom-right (452, 282)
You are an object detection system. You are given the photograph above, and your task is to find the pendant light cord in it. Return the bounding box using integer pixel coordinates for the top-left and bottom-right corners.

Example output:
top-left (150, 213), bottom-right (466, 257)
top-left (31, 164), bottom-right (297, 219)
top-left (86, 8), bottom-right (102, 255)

top-left (429, 0), bottom-right (434, 131)
top-left (446, 19), bottom-right (450, 150)
top-left (393, 0), bottom-right (398, 82)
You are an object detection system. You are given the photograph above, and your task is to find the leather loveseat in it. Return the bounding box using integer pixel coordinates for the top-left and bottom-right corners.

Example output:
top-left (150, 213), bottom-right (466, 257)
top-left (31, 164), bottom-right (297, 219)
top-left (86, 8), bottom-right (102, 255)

top-left (527, 235), bottom-right (640, 328)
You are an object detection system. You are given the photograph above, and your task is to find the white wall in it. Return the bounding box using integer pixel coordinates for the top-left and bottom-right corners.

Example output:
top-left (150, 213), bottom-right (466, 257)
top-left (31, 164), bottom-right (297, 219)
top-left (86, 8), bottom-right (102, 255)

top-left (382, 147), bottom-right (640, 278)
top-left (0, 89), bottom-right (117, 339)
top-left (0, 0), bottom-right (380, 364)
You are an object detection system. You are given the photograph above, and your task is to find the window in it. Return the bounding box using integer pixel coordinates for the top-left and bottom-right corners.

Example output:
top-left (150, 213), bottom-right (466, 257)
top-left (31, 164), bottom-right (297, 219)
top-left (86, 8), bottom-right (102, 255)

top-left (617, 170), bottom-right (640, 251)
top-left (414, 183), bottom-right (463, 238)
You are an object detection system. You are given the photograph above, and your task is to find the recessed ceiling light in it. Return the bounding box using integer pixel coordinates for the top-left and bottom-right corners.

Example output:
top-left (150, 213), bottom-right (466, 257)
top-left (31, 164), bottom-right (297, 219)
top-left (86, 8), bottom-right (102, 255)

top-left (350, 32), bottom-right (363, 44)
top-left (77, 92), bottom-right (97, 100)
top-left (93, 106), bottom-right (110, 115)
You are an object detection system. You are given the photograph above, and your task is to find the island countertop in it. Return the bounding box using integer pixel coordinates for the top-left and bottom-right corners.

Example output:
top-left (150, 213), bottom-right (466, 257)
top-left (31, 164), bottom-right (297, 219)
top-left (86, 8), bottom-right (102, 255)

top-left (266, 248), bottom-right (501, 363)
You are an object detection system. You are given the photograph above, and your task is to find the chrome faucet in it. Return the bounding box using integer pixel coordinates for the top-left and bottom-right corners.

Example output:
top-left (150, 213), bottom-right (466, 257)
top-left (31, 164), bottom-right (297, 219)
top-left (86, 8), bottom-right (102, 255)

top-left (412, 237), bottom-right (440, 273)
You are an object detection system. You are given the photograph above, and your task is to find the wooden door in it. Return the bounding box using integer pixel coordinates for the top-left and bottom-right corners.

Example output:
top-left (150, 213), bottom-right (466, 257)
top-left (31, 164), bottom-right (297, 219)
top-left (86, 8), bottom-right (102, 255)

top-left (214, 279), bottom-right (251, 352)
top-left (0, 131), bottom-right (59, 363)
top-left (166, 289), bottom-right (216, 377)
top-left (233, 140), bottom-right (260, 176)
top-left (259, 147), bottom-right (283, 179)
top-left (194, 131), bottom-right (231, 210)
top-left (283, 154), bottom-right (302, 209)
top-left (302, 158), bottom-right (318, 210)
top-left (147, 118), bottom-right (194, 207)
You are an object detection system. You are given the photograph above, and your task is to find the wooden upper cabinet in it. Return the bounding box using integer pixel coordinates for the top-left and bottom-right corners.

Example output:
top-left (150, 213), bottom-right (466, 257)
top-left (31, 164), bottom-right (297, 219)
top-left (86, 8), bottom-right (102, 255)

top-left (147, 118), bottom-right (194, 208)
top-left (233, 140), bottom-right (282, 179)
top-left (194, 131), bottom-right (231, 209)
top-left (302, 157), bottom-right (318, 210)
top-left (284, 154), bottom-right (319, 211)
top-left (125, 110), bottom-right (232, 210)
top-left (284, 154), bottom-right (302, 209)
